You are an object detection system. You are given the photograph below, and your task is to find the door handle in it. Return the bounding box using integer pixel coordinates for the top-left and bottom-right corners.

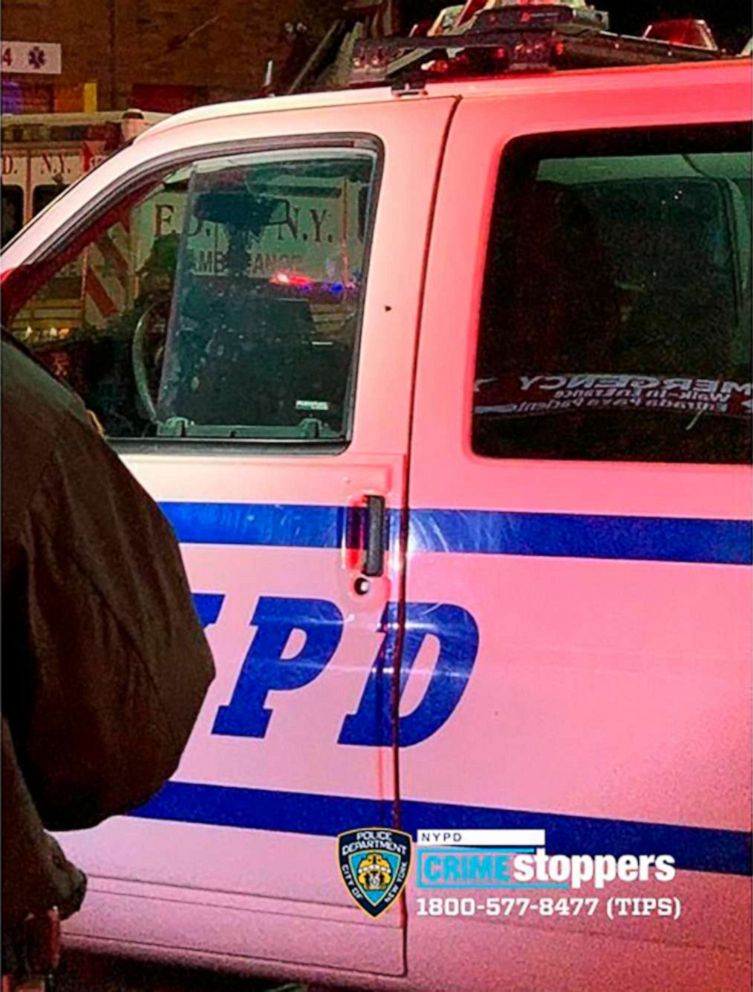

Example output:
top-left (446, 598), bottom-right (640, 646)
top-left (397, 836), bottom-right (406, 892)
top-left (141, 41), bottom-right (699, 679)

top-left (362, 495), bottom-right (386, 577)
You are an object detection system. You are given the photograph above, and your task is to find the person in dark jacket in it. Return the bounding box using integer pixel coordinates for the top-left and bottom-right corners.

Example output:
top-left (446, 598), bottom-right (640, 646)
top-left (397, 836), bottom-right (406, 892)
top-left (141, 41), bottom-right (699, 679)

top-left (1, 334), bottom-right (215, 976)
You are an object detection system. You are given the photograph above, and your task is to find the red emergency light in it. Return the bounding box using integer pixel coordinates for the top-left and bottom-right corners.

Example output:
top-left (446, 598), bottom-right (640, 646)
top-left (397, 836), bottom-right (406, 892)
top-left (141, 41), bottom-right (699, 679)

top-left (642, 19), bottom-right (718, 50)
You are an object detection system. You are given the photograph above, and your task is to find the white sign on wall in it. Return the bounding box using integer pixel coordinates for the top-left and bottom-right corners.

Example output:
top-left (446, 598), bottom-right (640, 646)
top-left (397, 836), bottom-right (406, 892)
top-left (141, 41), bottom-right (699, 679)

top-left (1, 41), bottom-right (62, 75)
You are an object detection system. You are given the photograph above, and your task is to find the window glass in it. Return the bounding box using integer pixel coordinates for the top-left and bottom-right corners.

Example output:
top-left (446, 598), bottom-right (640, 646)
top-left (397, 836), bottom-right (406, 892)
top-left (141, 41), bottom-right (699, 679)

top-left (7, 147), bottom-right (378, 442)
top-left (32, 183), bottom-right (68, 215)
top-left (157, 150), bottom-right (376, 439)
top-left (473, 126), bottom-right (752, 464)
top-left (8, 169), bottom-right (188, 437)
top-left (1, 185), bottom-right (23, 245)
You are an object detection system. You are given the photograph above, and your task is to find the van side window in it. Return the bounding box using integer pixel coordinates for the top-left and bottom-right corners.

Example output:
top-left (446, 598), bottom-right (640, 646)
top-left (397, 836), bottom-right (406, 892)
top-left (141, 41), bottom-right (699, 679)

top-left (157, 151), bottom-right (376, 440)
top-left (6, 147), bottom-right (378, 443)
top-left (1, 185), bottom-right (23, 245)
top-left (7, 171), bottom-right (188, 437)
top-left (473, 125), bottom-right (752, 464)
top-left (32, 183), bottom-right (68, 215)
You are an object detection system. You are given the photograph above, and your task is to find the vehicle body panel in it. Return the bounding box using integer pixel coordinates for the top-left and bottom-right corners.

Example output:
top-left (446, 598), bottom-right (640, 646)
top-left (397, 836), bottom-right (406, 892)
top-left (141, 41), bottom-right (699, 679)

top-left (402, 65), bottom-right (751, 991)
top-left (9, 94), bottom-right (458, 978)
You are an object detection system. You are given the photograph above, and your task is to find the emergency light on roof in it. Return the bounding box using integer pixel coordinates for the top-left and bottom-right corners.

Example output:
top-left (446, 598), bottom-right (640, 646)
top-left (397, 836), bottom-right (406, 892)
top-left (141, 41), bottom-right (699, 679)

top-left (349, 2), bottom-right (724, 88)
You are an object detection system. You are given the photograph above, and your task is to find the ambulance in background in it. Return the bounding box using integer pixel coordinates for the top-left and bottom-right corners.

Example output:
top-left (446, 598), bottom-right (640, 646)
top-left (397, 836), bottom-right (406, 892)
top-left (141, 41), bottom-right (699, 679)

top-left (1, 108), bottom-right (163, 245)
top-left (1, 109), bottom-right (167, 360)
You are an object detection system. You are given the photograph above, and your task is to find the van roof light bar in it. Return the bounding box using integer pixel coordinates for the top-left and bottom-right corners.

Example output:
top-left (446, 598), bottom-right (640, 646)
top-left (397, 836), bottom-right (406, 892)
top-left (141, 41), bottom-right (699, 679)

top-left (349, 3), bottom-right (723, 88)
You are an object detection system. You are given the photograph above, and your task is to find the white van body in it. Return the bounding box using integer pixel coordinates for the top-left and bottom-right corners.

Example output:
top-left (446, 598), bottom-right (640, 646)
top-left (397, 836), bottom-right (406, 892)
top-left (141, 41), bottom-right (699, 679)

top-left (2, 57), bottom-right (751, 992)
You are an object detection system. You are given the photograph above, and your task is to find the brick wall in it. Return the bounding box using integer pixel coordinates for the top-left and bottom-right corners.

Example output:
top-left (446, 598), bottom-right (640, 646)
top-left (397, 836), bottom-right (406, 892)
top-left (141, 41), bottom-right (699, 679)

top-left (2, 0), bottom-right (344, 110)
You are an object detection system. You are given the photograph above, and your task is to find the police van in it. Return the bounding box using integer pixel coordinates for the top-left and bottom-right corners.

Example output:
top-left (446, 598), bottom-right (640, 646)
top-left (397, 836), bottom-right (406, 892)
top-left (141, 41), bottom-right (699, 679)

top-left (1, 2), bottom-right (751, 989)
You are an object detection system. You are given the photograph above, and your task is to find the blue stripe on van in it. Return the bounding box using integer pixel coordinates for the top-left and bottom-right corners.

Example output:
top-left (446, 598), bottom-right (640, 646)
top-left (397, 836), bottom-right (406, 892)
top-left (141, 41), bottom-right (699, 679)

top-left (130, 782), bottom-right (752, 877)
top-left (408, 509), bottom-right (753, 564)
top-left (159, 501), bottom-right (752, 565)
top-left (161, 501), bottom-right (349, 549)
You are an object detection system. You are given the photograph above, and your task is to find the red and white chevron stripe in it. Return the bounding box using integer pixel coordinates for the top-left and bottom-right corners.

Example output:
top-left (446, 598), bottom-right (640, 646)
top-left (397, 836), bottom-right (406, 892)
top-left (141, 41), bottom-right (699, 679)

top-left (82, 217), bottom-right (132, 326)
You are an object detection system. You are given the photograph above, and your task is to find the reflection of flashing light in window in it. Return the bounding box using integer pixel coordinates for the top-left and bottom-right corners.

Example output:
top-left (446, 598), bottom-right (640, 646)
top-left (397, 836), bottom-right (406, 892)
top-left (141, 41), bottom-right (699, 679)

top-left (269, 271), bottom-right (360, 300)
top-left (270, 271), bottom-right (313, 289)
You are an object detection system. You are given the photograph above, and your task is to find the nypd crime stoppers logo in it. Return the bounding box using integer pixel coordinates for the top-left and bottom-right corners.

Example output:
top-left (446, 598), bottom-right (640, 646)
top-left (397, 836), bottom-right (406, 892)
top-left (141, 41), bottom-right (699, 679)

top-left (338, 828), bottom-right (412, 918)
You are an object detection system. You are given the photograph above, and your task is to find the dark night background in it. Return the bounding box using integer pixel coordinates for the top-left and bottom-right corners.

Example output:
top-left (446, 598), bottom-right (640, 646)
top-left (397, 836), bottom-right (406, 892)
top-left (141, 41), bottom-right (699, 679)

top-left (402, 0), bottom-right (751, 51)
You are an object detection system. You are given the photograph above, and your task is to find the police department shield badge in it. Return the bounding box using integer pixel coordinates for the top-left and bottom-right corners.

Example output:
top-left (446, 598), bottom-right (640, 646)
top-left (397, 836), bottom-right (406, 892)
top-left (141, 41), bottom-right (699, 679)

top-left (337, 827), bottom-right (412, 918)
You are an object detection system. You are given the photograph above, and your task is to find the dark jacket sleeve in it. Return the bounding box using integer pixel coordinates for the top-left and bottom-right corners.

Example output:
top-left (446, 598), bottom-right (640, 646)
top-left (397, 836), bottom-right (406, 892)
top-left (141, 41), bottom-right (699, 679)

top-left (2, 717), bottom-right (86, 937)
top-left (4, 409), bottom-right (215, 831)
